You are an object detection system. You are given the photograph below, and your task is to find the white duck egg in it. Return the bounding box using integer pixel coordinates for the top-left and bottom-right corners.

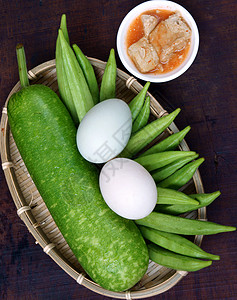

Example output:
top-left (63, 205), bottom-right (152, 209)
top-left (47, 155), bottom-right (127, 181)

top-left (76, 99), bottom-right (132, 163)
top-left (99, 158), bottom-right (157, 220)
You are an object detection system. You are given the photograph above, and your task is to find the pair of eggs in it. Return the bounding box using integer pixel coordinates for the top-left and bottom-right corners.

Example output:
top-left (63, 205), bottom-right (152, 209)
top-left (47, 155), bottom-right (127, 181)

top-left (76, 98), bottom-right (157, 220)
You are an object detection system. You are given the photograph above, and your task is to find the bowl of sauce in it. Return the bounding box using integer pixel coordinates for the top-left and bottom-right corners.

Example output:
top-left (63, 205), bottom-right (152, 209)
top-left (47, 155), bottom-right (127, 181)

top-left (117, 0), bottom-right (199, 82)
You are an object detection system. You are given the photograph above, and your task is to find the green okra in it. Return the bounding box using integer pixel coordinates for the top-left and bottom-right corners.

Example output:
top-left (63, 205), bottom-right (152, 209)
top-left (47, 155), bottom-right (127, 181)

top-left (135, 151), bottom-right (196, 172)
top-left (151, 154), bottom-right (199, 183)
top-left (120, 108), bottom-right (181, 158)
top-left (132, 96), bottom-right (150, 133)
top-left (157, 187), bottom-right (199, 205)
top-left (157, 191), bottom-right (221, 215)
top-left (157, 158), bottom-right (205, 189)
top-left (60, 14), bottom-right (70, 44)
top-left (135, 212), bottom-right (236, 235)
top-left (129, 82), bottom-right (150, 121)
top-left (56, 35), bottom-right (78, 125)
top-left (148, 244), bottom-right (212, 272)
top-left (100, 48), bottom-right (117, 101)
top-left (141, 126), bottom-right (191, 156)
top-left (73, 44), bottom-right (99, 105)
top-left (140, 226), bottom-right (220, 260)
top-left (58, 29), bottom-right (94, 122)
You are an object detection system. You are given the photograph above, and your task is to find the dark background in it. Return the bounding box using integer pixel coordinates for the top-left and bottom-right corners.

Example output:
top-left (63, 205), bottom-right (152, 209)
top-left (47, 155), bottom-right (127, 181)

top-left (0, 0), bottom-right (236, 299)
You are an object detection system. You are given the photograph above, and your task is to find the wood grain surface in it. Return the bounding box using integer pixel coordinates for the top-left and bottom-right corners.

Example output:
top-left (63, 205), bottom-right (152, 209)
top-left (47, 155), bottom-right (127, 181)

top-left (0, 1), bottom-right (236, 299)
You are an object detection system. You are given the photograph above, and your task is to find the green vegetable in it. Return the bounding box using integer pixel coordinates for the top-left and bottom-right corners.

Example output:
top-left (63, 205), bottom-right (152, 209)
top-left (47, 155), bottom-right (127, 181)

top-left (8, 45), bottom-right (149, 292)
top-left (73, 44), bottom-right (99, 105)
top-left (135, 151), bottom-right (197, 172)
top-left (140, 226), bottom-right (220, 260)
top-left (157, 191), bottom-right (221, 215)
top-left (148, 244), bottom-right (212, 272)
top-left (157, 187), bottom-right (199, 205)
top-left (132, 96), bottom-right (150, 133)
top-left (120, 108), bottom-right (181, 158)
top-left (135, 212), bottom-right (236, 235)
top-left (57, 29), bottom-right (94, 122)
top-left (158, 158), bottom-right (205, 189)
top-left (56, 28), bottom-right (78, 125)
top-left (129, 82), bottom-right (150, 121)
top-left (151, 154), bottom-right (199, 183)
top-left (16, 44), bottom-right (29, 88)
top-left (100, 48), bottom-right (117, 101)
top-left (141, 126), bottom-right (191, 156)
top-left (59, 14), bottom-right (70, 44)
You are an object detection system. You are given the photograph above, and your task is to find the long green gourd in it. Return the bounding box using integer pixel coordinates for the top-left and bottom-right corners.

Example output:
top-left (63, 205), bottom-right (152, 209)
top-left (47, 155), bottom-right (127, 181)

top-left (8, 45), bottom-right (149, 292)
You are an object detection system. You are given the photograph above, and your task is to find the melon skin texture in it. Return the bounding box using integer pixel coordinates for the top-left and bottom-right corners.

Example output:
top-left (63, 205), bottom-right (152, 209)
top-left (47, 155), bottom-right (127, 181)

top-left (7, 84), bottom-right (149, 292)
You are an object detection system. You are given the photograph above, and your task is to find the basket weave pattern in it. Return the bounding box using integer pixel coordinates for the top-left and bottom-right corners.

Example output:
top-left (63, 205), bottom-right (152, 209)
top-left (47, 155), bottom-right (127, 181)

top-left (0, 58), bottom-right (205, 299)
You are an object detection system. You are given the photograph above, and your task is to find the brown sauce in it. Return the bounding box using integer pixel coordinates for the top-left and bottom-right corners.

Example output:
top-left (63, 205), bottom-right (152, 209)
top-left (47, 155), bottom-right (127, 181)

top-left (126, 9), bottom-right (191, 74)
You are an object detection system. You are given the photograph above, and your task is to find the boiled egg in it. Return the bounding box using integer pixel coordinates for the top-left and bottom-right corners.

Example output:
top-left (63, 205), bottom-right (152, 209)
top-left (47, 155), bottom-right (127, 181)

top-left (76, 99), bottom-right (132, 163)
top-left (99, 158), bottom-right (157, 220)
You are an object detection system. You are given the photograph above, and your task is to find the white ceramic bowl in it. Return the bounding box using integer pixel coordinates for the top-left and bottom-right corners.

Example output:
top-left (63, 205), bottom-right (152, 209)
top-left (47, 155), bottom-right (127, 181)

top-left (116, 0), bottom-right (199, 83)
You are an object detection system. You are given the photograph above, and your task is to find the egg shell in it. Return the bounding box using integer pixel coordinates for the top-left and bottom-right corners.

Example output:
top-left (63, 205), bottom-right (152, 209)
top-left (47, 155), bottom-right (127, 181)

top-left (99, 158), bottom-right (157, 220)
top-left (76, 99), bottom-right (132, 163)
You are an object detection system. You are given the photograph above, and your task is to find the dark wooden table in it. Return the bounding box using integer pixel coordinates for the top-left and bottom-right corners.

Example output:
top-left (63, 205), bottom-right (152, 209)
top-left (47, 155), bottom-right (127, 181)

top-left (1, 1), bottom-right (236, 299)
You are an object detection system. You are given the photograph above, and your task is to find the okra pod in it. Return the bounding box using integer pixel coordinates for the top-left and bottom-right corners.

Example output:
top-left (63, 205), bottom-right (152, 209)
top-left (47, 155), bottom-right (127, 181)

top-left (73, 44), bottom-right (99, 105)
top-left (56, 34), bottom-right (79, 125)
top-left (140, 226), bottom-right (220, 260)
top-left (148, 244), bottom-right (212, 272)
top-left (129, 82), bottom-right (150, 121)
top-left (152, 154), bottom-right (199, 182)
top-left (141, 126), bottom-right (191, 156)
top-left (158, 158), bottom-right (205, 189)
top-left (157, 191), bottom-right (221, 215)
top-left (59, 14), bottom-right (70, 44)
top-left (58, 29), bottom-right (94, 122)
top-left (135, 212), bottom-right (236, 235)
top-left (157, 187), bottom-right (199, 205)
top-left (120, 108), bottom-right (181, 158)
top-left (100, 48), bottom-right (117, 101)
top-left (132, 96), bottom-right (150, 133)
top-left (135, 151), bottom-right (196, 172)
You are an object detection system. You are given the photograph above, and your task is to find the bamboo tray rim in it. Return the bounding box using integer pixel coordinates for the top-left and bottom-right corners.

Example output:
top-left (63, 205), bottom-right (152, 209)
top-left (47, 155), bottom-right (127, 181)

top-left (0, 58), bottom-right (205, 299)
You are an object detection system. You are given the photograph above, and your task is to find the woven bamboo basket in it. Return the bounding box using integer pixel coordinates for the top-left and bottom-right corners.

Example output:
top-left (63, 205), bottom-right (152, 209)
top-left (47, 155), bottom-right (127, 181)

top-left (0, 58), bottom-right (205, 299)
